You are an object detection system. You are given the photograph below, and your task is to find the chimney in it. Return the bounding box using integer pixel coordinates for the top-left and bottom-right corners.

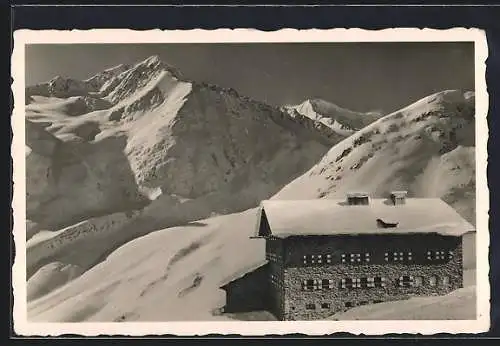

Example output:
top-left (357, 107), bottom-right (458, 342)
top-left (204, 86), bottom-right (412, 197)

top-left (346, 192), bottom-right (370, 206)
top-left (390, 191), bottom-right (407, 205)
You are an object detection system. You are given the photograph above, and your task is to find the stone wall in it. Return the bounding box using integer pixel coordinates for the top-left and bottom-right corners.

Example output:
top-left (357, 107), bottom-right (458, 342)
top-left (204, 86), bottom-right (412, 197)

top-left (266, 236), bottom-right (286, 320)
top-left (282, 234), bottom-right (463, 321)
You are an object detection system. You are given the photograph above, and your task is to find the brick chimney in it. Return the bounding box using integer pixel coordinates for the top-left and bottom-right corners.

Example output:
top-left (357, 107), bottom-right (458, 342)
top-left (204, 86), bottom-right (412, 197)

top-left (390, 191), bottom-right (407, 205)
top-left (346, 192), bottom-right (370, 206)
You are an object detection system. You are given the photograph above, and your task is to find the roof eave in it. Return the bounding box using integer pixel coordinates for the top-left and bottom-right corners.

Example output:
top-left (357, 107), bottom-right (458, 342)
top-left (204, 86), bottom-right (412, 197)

top-left (270, 228), bottom-right (475, 239)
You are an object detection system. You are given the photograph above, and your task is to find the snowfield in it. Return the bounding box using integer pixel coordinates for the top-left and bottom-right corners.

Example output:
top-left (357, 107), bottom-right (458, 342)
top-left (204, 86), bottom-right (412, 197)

top-left (28, 209), bottom-right (264, 322)
top-left (23, 56), bottom-right (477, 322)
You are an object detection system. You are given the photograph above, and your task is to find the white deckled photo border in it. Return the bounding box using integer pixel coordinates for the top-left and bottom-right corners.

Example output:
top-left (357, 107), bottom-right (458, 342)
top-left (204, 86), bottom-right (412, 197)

top-left (11, 28), bottom-right (490, 336)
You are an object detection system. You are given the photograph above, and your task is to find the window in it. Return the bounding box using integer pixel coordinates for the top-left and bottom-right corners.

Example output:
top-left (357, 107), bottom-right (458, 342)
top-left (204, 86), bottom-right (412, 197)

top-left (385, 251), bottom-right (413, 262)
top-left (306, 303), bottom-right (316, 310)
top-left (340, 278), bottom-right (354, 289)
top-left (398, 275), bottom-right (414, 287)
top-left (326, 254), bottom-right (332, 264)
top-left (414, 276), bottom-right (424, 287)
top-left (429, 275), bottom-right (437, 286)
top-left (442, 276), bottom-right (450, 286)
top-left (345, 302), bottom-right (354, 308)
top-left (359, 301), bottom-right (368, 306)
top-left (302, 279), bottom-right (318, 291)
top-left (374, 276), bottom-right (386, 288)
top-left (426, 250), bottom-right (447, 262)
top-left (342, 253), bottom-right (370, 264)
top-left (303, 254), bottom-right (329, 265)
top-left (322, 279), bottom-right (334, 290)
top-left (321, 302), bottom-right (331, 309)
top-left (341, 277), bottom-right (385, 289)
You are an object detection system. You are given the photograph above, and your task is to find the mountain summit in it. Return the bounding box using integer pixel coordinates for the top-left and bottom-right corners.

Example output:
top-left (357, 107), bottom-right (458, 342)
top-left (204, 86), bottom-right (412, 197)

top-left (282, 98), bottom-right (383, 143)
top-left (25, 55), bottom-right (335, 270)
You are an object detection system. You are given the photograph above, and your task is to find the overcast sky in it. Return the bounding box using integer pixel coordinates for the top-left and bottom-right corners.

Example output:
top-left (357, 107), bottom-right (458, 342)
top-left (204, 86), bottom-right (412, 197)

top-left (25, 42), bottom-right (474, 114)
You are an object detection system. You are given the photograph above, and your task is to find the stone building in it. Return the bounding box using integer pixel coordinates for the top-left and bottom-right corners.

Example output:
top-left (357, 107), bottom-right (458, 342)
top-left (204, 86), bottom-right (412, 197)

top-left (219, 192), bottom-right (475, 321)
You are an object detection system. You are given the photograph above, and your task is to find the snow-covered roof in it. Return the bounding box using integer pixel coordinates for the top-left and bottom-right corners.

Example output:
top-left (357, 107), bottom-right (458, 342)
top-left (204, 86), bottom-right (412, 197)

top-left (256, 198), bottom-right (474, 238)
top-left (219, 260), bottom-right (269, 289)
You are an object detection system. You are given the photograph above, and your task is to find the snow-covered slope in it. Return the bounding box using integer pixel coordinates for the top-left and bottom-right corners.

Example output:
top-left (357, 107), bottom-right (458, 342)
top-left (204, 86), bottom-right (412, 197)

top-left (27, 208), bottom-right (476, 322)
top-left (330, 285), bottom-right (476, 320)
top-left (275, 90), bottom-right (476, 224)
top-left (26, 55), bottom-right (330, 232)
top-left (27, 209), bottom-right (264, 322)
top-left (25, 56), bottom-right (332, 295)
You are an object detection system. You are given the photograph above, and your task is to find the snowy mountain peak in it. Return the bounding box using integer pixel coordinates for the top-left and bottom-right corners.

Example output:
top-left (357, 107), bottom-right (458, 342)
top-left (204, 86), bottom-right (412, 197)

top-left (284, 97), bottom-right (383, 139)
top-left (141, 54), bottom-right (162, 66)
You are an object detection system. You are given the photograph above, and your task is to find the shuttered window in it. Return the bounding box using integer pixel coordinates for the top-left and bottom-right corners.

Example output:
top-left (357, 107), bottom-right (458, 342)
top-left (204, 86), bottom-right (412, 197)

top-left (340, 278), bottom-right (353, 289)
top-left (341, 277), bottom-right (386, 289)
top-left (398, 275), bottom-right (414, 287)
top-left (322, 279), bottom-right (334, 290)
top-left (305, 303), bottom-right (316, 310)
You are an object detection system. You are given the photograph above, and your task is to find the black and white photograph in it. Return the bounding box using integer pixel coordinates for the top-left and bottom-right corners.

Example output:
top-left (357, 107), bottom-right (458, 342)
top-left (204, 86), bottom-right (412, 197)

top-left (11, 28), bottom-right (490, 336)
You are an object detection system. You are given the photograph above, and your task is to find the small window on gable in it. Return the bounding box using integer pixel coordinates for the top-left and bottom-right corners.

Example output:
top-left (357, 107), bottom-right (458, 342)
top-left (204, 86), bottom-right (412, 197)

top-left (306, 303), bottom-right (316, 310)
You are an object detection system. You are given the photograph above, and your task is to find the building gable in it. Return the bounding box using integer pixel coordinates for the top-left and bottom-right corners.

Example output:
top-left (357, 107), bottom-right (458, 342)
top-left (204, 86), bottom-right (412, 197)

top-left (255, 207), bottom-right (272, 237)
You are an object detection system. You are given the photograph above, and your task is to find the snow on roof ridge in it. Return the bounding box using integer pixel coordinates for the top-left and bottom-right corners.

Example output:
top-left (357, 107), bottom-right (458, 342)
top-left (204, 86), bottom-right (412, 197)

top-left (258, 198), bottom-right (474, 237)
